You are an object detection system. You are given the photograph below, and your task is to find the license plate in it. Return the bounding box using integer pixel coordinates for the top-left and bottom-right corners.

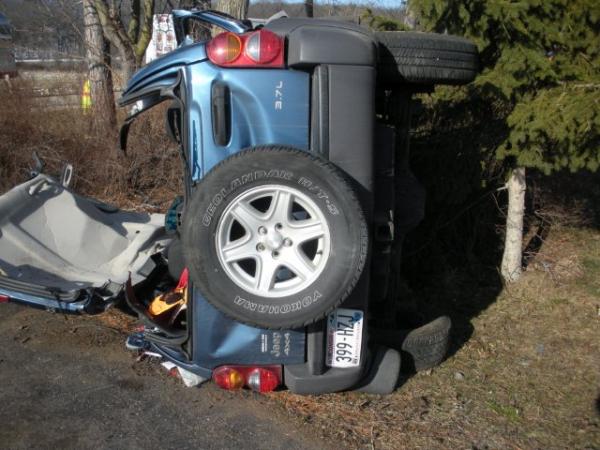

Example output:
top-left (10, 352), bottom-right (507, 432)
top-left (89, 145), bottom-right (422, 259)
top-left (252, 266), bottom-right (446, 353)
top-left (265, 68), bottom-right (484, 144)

top-left (326, 308), bottom-right (364, 368)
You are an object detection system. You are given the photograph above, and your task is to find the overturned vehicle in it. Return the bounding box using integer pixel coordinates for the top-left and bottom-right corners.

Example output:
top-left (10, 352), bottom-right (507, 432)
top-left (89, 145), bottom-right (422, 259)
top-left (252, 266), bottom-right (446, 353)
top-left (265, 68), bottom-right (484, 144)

top-left (0, 10), bottom-right (478, 394)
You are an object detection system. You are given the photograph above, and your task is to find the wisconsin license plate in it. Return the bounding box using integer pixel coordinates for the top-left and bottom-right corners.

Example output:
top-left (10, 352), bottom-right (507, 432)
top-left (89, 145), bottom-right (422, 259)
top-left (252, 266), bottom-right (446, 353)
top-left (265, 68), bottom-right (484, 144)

top-left (326, 308), bottom-right (364, 368)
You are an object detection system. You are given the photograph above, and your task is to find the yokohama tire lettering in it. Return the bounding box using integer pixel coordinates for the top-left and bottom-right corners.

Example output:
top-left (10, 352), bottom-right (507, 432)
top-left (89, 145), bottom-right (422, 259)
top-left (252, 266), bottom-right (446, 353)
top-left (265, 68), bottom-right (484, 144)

top-left (233, 291), bottom-right (322, 315)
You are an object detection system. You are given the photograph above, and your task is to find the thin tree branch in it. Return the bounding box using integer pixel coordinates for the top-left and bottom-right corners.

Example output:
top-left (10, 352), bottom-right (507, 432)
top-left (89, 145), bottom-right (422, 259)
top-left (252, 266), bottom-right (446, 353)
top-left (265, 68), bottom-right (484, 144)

top-left (128, 0), bottom-right (140, 43)
top-left (134, 0), bottom-right (155, 63)
top-left (94, 0), bottom-right (133, 60)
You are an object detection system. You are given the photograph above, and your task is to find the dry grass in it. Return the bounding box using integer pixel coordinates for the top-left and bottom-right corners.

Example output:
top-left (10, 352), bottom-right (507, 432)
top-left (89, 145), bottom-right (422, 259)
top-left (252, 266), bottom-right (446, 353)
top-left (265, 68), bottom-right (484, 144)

top-left (265, 226), bottom-right (600, 449)
top-left (0, 72), bottom-right (182, 210)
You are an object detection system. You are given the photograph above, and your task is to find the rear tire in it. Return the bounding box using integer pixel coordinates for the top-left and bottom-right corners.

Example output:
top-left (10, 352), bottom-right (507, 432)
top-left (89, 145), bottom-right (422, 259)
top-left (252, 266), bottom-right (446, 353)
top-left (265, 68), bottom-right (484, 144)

top-left (401, 316), bottom-right (452, 372)
top-left (375, 31), bottom-right (479, 86)
top-left (370, 316), bottom-right (452, 373)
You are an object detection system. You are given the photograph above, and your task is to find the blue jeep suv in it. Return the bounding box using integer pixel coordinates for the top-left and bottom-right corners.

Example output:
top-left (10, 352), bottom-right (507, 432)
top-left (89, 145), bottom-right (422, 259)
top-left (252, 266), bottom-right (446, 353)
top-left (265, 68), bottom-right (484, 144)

top-left (0, 10), bottom-right (478, 394)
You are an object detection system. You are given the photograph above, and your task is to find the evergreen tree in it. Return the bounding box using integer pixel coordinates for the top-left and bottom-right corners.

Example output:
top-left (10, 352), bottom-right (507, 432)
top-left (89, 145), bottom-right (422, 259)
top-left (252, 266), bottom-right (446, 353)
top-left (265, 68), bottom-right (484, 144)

top-left (410, 0), bottom-right (600, 282)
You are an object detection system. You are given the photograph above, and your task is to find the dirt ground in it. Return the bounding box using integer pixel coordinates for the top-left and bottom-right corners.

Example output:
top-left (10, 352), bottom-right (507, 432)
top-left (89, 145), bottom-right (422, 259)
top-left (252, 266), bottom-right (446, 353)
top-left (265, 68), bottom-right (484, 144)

top-left (0, 303), bottom-right (335, 450)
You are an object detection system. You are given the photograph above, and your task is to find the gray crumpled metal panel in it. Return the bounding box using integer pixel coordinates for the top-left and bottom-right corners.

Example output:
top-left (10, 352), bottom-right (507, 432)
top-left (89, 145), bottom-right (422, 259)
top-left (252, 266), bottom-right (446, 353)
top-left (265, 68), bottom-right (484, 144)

top-left (0, 174), bottom-right (170, 293)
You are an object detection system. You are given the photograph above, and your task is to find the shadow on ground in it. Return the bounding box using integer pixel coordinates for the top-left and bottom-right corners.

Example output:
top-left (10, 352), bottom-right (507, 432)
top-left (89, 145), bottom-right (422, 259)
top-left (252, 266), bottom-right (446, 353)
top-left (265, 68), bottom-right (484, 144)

top-left (371, 101), bottom-right (600, 381)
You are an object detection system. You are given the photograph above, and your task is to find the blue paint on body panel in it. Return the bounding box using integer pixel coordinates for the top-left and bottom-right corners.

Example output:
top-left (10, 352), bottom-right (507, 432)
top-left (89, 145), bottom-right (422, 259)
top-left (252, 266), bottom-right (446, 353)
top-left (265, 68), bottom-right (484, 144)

top-left (193, 290), bottom-right (305, 368)
top-left (120, 40), bottom-right (311, 371)
top-left (184, 62), bottom-right (310, 180)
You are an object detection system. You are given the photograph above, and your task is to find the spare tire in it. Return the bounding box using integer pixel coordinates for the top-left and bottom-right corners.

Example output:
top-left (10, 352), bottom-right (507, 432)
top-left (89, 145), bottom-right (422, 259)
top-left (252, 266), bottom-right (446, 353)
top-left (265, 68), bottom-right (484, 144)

top-left (375, 31), bottom-right (479, 86)
top-left (182, 147), bottom-right (368, 330)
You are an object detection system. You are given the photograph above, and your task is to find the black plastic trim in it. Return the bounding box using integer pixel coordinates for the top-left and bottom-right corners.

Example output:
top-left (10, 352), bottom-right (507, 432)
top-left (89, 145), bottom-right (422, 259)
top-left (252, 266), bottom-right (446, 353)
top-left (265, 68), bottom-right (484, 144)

top-left (306, 321), bottom-right (326, 376)
top-left (211, 82), bottom-right (231, 146)
top-left (310, 65), bottom-right (329, 158)
top-left (327, 65), bottom-right (375, 196)
top-left (165, 103), bottom-right (182, 144)
top-left (266, 18), bottom-right (377, 68)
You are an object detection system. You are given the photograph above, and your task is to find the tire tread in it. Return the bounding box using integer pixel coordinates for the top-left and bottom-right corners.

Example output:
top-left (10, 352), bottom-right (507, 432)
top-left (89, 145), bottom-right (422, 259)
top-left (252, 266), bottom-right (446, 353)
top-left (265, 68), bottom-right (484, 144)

top-left (375, 31), bottom-right (479, 86)
top-left (400, 316), bottom-right (452, 372)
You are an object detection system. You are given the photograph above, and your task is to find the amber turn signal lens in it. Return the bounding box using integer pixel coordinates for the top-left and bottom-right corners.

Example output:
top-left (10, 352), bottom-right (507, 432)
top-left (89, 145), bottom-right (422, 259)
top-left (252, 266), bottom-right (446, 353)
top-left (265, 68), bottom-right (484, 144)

top-left (212, 366), bottom-right (245, 390)
top-left (206, 32), bottom-right (242, 65)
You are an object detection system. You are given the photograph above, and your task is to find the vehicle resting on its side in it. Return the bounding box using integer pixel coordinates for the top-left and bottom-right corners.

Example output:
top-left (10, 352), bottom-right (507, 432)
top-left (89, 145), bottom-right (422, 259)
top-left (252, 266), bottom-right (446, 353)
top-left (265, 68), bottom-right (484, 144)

top-left (0, 10), bottom-right (478, 394)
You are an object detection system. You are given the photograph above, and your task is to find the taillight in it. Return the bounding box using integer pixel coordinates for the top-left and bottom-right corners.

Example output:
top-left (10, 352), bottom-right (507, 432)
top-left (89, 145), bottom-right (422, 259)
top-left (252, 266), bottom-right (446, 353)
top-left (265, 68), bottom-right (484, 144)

top-left (245, 30), bottom-right (282, 64)
top-left (212, 365), bottom-right (282, 393)
top-left (213, 366), bottom-right (246, 390)
top-left (245, 367), bottom-right (280, 393)
top-left (206, 32), bottom-right (242, 65)
top-left (206, 30), bottom-right (284, 68)
top-left (0, 294), bottom-right (9, 303)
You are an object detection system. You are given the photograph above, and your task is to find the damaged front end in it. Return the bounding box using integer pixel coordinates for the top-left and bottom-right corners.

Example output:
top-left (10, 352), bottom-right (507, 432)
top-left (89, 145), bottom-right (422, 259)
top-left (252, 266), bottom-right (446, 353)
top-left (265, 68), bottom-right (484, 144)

top-left (0, 174), bottom-right (171, 314)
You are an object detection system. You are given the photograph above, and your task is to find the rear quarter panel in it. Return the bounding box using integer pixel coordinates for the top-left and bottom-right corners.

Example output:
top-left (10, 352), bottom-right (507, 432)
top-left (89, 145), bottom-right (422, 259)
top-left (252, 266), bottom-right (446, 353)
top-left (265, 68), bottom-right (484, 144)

top-left (185, 62), bottom-right (310, 180)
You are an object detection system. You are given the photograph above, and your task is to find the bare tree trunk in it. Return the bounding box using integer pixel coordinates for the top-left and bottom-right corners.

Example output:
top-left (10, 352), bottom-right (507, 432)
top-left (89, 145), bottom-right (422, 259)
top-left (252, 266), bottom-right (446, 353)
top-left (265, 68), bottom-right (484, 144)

top-left (327, 0), bottom-right (335, 16)
top-left (93, 0), bottom-right (154, 85)
top-left (83, 0), bottom-right (116, 132)
top-left (216, 0), bottom-right (249, 20)
top-left (132, 0), bottom-right (155, 66)
top-left (179, 0), bottom-right (210, 8)
top-left (501, 166), bottom-right (526, 283)
top-left (304, 0), bottom-right (314, 18)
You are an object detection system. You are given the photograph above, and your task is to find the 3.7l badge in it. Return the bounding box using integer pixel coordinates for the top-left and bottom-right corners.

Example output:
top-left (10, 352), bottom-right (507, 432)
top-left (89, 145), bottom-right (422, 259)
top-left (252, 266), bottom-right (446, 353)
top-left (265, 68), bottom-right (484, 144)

top-left (275, 81), bottom-right (283, 110)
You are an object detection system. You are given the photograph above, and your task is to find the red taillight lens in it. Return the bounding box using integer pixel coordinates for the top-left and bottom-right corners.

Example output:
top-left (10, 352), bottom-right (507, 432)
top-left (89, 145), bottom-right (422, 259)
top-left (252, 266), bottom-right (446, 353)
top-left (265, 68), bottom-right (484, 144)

top-left (0, 294), bottom-right (9, 303)
top-left (206, 32), bottom-right (242, 65)
top-left (212, 365), bottom-right (282, 393)
top-left (213, 366), bottom-right (246, 390)
top-left (245, 367), bottom-right (280, 393)
top-left (245, 30), bottom-right (282, 64)
top-left (207, 30), bottom-right (284, 68)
